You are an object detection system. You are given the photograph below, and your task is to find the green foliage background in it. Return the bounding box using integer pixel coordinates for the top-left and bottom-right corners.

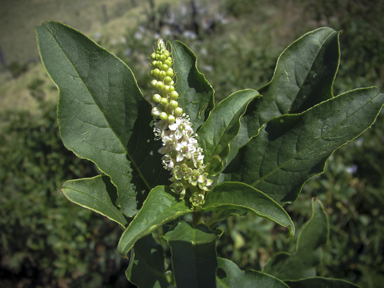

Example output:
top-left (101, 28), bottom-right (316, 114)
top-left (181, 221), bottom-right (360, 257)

top-left (1, 0), bottom-right (383, 287)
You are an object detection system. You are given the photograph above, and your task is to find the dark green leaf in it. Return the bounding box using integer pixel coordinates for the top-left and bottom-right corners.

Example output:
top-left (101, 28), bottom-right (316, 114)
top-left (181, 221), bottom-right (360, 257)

top-left (126, 234), bottom-right (170, 288)
top-left (163, 222), bottom-right (222, 288)
top-left (62, 175), bottom-right (127, 227)
top-left (36, 21), bottom-right (169, 217)
top-left (216, 258), bottom-right (289, 288)
top-left (285, 277), bottom-right (360, 288)
top-left (226, 87), bottom-right (384, 204)
top-left (197, 89), bottom-right (259, 163)
top-left (227, 28), bottom-right (340, 164)
top-left (170, 40), bottom-right (215, 131)
top-left (202, 182), bottom-right (295, 236)
top-left (118, 186), bottom-right (190, 256)
top-left (263, 198), bottom-right (329, 280)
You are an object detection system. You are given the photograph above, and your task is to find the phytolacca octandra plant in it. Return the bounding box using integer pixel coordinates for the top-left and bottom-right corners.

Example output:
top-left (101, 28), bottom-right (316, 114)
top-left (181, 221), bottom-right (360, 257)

top-left (149, 39), bottom-right (212, 207)
top-left (37, 21), bottom-right (384, 288)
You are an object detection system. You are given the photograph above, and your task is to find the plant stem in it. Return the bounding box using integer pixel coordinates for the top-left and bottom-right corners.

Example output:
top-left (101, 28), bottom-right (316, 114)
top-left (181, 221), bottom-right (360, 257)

top-left (192, 209), bottom-right (204, 226)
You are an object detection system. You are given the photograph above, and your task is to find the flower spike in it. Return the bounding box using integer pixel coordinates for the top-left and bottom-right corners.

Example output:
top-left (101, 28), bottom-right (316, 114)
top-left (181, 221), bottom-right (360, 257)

top-left (149, 39), bottom-right (213, 207)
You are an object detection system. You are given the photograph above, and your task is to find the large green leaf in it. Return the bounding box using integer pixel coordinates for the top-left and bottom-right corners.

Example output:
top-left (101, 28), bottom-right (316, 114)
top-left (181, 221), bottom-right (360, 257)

top-left (216, 258), bottom-right (289, 288)
top-left (227, 28), bottom-right (340, 164)
top-left (62, 175), bottom-right (127, 228)
top-left (263, 198), bottom-right (329, 280)
top-left (285, 277), bottom-right (360, 288)
top-left (126, 234), bottom-right (170, 288)
top-left (203, 182), bottom-right (295, 236)
top-left (163, 222), bottom-right (222, 288)
top-left (197, 89), bottom-right (259, 164)
top-left (117, 186), bottom-right (190, 256)
top-left (36, 21), bottom-right (169, 217)
top-left (225, 87), bottom-right (384, 204)
top-left (170, 40), bottom-right (215, 131)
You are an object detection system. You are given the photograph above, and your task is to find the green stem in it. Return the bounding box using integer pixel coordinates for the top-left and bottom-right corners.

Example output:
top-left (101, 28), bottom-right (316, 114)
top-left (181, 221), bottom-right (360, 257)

top-left (192, 209), bottom-right (204, 226)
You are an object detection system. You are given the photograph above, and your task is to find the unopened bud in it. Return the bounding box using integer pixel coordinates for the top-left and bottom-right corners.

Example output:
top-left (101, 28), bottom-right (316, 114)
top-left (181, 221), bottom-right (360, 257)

top-left (151, 79), bottom-right (158, 87)
top-left (160, 97), bottom-right (168, 107)
top-left (175, 107), bottom-right (183, 116)
top-left (151, 107), bottom-right (161, 117)
top-left (156, 81), bottom-right (164, 90)
top-left (160, 70), bottom-right (167, 79)
top-left (160, 112), bottom-right (168, 121)
top-left (152, 94), bottom-right (161, 102)
top-left (169, 100), bottom-right (178, 108)
top-left (164, 59), bottom-right (172, 66)
top-left (166, 68), bottom-right (174, 77)
top-left (170, 91), bottom-right (179, 100)
top-left (164, 76), bottom-right (172, 85)
top-left (167, 115), bottom-right (176, 123)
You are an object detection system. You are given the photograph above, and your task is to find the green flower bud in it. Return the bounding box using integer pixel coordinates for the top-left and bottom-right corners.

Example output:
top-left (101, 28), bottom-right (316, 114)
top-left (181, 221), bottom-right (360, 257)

top-left (160, 97), bottom-right (168, 106)
top-left (164, 59), bottom-right (172, 66)
top-left (160, 54), bottom-right (167, 61)
top-left (164, 76), bottom-right (172, 85)
top-left (151, 53), bottom-right (156, 60)
top-left (151, 79), bottom-right (158, 87)
top-left (169, 85), bottom-right (175, 91)
top-left (162, 64), bottom-right (169, 70)
top-left (151, 107), bottom-right (161, 117)
top-left (160, 112), bottom-right (168, 121)
top-left (156, 81), bottom-right (164, 90)
top-left (153, 68), bottom-right (160, 77)
top-left (152, 94), bottom-right (161, 102)
top-left (152, 60), bottom-right (158, 66)
top-left (160, 70), bottom-right (167, 79)
top-left (175, 107), bottom-right (183, 116)
top-left (156, 53), bottom-right (161, 60)
top-left (167, 115), bottom-right (176, 124)
top-left (164, 85), bottom-right (171, 92)
top-left (169, 100), bottom-right (178, 108)
top-left (170, 91), bottom-right (179, 100)
top-left (166, 68), bottom-right (174, 77)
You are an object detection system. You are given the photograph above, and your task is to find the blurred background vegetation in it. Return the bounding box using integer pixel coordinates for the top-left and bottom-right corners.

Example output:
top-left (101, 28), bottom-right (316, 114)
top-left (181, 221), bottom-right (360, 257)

top-left (0, 0), bottom-right (383, 287)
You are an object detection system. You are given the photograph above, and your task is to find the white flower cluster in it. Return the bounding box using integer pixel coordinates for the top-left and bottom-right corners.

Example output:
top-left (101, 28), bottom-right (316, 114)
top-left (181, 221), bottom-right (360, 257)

top-left (149, 39), bottom-right (213, 207)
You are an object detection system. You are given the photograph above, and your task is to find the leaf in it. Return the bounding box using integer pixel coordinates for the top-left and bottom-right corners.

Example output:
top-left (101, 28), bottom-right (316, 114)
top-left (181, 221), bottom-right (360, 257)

top-left (163, 222), bottom-right (222, 288)
top-left (197, 89), bottom-right (259, 163)
top-left (126, 234), bottom-right (170, 288)
top-left (62, 175), bottom-right (127, 227)
top-left (117, 186), bottom-right (191, 256)
top-left (285, 277), bottom-right (361, 288)
top-left (225, 87), bottom-right (384, 204)
top-left (263, 198), bottom-right (329, 280)
top-left (36, 21), bottom-right (169, 217)
top-left (170, 40), bottom-right (215, 131)
top-left (202, 182), bottom-right (295, 236)
top-left (227, 28), bottom-right (340, 164)
top-left (216, 258), bottom-right (289, 288)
